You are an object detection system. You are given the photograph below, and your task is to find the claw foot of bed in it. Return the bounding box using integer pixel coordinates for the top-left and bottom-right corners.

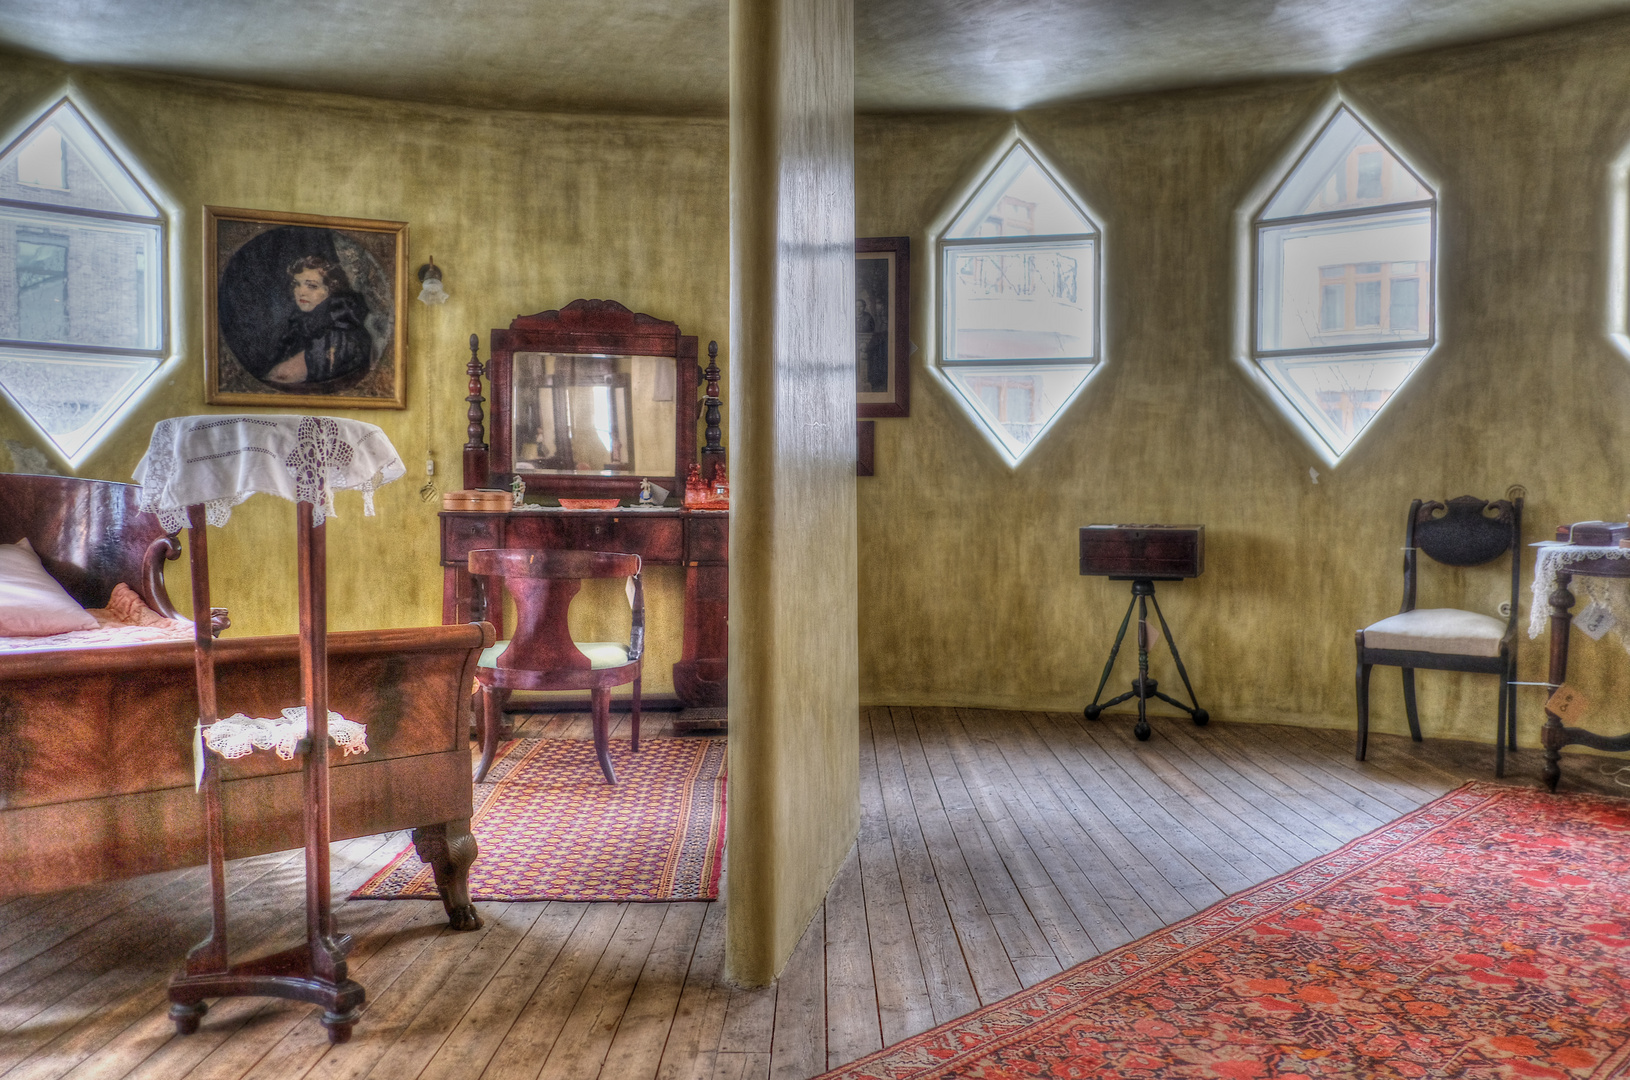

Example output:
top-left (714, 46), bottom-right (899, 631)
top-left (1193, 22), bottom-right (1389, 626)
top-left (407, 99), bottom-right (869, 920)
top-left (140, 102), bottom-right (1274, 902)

top-left (412, 819), bottom-right (482, 931)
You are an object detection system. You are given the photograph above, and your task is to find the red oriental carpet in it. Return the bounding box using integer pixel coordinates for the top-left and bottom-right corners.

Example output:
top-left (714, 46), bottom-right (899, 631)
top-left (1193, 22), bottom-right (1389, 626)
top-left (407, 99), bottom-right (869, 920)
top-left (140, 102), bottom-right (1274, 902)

top-left (819, 782), bottom-right (1630, 1080)
top-left (352, 737), bottom-right (726, 903)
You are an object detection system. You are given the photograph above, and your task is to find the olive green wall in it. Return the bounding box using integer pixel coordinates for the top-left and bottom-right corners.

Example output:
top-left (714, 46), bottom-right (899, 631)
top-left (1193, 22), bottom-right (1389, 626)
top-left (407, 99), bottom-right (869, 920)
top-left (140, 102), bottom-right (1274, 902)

top-left (856, 16), bottom-right (1630, 750)
top-left (727, 0), bottom-right (860, 986)
top-left (0, 54), bottom-right (729, 695)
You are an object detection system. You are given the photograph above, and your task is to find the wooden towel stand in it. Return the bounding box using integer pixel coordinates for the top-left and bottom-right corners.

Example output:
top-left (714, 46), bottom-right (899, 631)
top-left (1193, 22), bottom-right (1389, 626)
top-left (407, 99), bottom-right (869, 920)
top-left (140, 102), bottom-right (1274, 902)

top-left (168, 500), bottom-right (365, 1043)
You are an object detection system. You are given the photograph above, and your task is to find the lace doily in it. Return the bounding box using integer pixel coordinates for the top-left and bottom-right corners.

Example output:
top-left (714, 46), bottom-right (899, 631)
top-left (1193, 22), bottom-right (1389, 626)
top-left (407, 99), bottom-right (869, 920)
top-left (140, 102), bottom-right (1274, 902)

top-left (134, 415), bottom-right (404, 532)
top-left (1529, 542), bottom-right (1630, 652)
top-left (202, 707), bottom-right (369, 761)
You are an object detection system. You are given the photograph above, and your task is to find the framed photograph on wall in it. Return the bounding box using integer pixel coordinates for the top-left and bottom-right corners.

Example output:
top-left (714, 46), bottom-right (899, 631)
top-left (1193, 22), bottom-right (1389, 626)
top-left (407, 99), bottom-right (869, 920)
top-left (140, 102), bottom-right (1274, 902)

top-left (857, 236), bottom-right (910, 418)
top-left (205, 206), bottom-right (408, 409)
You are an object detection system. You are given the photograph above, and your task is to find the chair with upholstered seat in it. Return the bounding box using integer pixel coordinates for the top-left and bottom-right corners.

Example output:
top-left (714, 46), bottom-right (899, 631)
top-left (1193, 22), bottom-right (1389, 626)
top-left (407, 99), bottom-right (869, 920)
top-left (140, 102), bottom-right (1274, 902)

top-left (1356, 494), bottom-right (1522, 775)
top-left (469, 548), bottom-right (644, 784)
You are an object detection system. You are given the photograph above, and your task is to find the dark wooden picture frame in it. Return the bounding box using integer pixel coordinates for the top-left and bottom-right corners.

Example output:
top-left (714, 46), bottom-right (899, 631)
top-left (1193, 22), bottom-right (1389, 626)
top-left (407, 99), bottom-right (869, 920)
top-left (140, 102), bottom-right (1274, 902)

top-left (205, 206), bottom-right (408, 409)
top-left (857, 236), bottom-right (910, 418)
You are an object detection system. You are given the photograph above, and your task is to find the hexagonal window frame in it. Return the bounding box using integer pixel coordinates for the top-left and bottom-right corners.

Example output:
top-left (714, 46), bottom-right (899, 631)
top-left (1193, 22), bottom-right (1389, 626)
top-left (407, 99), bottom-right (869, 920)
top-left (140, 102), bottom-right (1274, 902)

top-left (0, 94), bottom-right (171, 468)
top-left (1236, 96), bottom-right (1440, 465)
top-left (928, 128), bottom-right (1105, 467)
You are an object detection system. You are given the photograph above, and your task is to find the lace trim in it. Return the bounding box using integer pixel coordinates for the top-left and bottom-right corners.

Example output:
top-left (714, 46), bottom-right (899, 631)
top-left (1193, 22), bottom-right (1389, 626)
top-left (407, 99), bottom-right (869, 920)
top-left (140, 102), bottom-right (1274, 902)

top-left (202, 707), bottom-right (369, 761)
top-left (1529, 544), bottom-right (1630, 648)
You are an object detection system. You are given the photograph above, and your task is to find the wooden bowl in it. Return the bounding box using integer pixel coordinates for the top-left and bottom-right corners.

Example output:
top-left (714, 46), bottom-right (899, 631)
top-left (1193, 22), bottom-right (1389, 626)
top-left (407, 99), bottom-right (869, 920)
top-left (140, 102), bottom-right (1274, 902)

top-left (557, 498), bottom-right (621, 510)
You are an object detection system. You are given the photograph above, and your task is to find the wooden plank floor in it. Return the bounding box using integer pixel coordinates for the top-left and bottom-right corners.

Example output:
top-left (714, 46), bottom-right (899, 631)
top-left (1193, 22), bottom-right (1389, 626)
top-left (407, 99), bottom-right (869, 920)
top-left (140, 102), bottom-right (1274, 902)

top-left (3, 706), bottom-right (1625, 1080)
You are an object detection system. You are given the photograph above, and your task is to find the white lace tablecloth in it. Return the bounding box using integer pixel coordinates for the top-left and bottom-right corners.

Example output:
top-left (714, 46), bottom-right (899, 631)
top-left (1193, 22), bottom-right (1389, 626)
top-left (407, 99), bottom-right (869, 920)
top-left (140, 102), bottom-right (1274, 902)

top-left (1529, 542), bottom-right (1630, 652)
top-left (134, 415), bottom-right (404, 532)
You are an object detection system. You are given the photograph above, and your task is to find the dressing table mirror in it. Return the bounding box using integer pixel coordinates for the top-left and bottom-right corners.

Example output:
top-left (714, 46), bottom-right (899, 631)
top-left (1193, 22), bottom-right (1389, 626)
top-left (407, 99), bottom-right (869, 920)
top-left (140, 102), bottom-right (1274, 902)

top-left (475, 299), bottom-right (698, 499)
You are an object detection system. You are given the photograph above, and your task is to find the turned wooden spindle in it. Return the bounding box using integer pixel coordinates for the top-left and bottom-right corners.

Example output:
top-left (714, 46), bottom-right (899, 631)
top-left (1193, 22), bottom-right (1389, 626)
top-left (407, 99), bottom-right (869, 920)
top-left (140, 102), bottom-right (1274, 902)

top-left (700, 340), bottom-right (724, 478)
top-left (463, 333), bottom-right (489, 489)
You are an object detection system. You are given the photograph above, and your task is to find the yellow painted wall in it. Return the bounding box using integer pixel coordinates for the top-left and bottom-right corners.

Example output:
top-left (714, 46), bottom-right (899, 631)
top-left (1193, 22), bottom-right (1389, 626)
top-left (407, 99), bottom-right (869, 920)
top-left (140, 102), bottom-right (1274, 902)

top-left (727, 0), bottom-right (860, 985)
top-left (855, 17), bottom-right (1630, 752)
top-left (0, 54), bottom-right (729, 695)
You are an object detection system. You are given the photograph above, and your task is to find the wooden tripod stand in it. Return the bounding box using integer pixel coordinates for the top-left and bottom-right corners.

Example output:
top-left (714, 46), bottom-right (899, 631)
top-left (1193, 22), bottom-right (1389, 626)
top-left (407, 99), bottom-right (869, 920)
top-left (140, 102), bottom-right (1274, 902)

top-left (1082, 578), bottom-right (1209, 742)
top-left (168, 500), bottom-right (365, 1043)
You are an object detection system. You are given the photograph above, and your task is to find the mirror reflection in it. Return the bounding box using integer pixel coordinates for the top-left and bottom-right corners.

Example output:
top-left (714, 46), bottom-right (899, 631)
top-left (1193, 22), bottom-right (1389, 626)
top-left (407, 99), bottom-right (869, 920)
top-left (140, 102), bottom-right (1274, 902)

top-left (511, 352), bottom-right (677, 477)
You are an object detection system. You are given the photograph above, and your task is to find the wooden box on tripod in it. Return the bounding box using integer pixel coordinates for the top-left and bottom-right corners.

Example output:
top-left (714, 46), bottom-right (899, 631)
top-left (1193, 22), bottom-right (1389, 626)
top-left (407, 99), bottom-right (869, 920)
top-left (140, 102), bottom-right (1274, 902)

top-left (1079, 524), bottom-right (1204, 580)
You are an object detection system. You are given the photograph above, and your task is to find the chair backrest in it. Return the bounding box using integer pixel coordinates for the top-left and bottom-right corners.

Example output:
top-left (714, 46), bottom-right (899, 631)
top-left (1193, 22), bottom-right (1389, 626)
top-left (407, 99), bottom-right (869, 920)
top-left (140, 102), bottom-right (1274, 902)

top-left (467, 548), bottom-right (643, 672)
top-left (1401, 495), bottom-right (1523, 627)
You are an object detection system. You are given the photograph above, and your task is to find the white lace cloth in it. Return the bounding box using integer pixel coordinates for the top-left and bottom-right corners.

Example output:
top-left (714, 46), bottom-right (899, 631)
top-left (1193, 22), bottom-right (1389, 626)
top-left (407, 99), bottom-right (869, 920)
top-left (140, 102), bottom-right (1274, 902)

top-left (134, 415), bottom-right (405, 532)
top-left (1529, 542), bottom-right (1630, 652)
top-left (202, 707), bottom-right (369, 761)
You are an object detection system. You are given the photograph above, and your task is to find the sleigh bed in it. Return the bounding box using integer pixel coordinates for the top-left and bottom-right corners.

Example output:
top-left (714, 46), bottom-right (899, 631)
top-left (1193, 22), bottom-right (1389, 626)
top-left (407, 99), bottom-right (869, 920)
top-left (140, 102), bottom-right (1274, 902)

top-left (0, 473), bottom-right (492, 930)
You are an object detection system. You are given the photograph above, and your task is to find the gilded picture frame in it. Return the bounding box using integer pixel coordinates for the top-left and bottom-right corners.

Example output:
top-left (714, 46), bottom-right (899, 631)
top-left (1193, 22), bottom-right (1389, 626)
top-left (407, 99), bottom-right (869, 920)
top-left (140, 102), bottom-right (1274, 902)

top-left (856, 236), bottom-right (910, 418)
top-left (204, 206), bottom-right (408, 409)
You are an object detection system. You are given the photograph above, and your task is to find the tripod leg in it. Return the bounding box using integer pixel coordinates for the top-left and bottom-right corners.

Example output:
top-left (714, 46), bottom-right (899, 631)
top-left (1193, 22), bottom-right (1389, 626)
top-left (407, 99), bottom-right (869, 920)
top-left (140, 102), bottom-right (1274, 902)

top-left (1133, 598), bottom-right (1153, 741)
top-left (1085, 593), bottom-right (1138, 721)
top-left (1149, 591), bottom-right (1207, 726)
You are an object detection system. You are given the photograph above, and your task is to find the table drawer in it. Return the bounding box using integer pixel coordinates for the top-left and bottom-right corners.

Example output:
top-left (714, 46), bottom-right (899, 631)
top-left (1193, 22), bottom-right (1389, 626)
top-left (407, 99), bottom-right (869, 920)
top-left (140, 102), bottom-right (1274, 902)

top-left (580, 516), bottom-right (683, 564)
top-left (686, 515), bottom-right (729, 564)
top-left (440, 514), bottom-right (502, 565)
top-left (500, 514), bottom-right (683, 565)
top-left (503, 515), bottom-right (580, 551)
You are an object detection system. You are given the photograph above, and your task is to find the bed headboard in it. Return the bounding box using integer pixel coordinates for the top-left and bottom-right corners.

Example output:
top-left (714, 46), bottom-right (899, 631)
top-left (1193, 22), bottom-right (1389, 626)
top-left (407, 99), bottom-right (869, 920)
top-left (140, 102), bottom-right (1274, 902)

top-left (0, 473), bottom-right (181, 616)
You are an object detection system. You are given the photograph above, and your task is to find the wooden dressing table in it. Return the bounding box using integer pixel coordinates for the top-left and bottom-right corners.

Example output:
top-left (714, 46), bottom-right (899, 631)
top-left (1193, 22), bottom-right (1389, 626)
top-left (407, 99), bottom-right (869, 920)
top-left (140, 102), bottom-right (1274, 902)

top-left (446, 300), bottom-right (728, 711)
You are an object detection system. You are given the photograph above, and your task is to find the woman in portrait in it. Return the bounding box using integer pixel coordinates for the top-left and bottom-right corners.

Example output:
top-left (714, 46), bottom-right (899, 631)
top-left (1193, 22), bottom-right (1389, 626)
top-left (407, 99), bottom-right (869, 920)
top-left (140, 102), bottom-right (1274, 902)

top-left (265, 255), bottom-right (374, 386)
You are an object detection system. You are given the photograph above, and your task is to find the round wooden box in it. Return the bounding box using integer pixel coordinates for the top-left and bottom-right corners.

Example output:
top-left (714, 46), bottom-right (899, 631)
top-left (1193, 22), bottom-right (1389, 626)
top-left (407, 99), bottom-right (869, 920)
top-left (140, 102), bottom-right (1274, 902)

top-left (442, 490), bottom-right (513, 513)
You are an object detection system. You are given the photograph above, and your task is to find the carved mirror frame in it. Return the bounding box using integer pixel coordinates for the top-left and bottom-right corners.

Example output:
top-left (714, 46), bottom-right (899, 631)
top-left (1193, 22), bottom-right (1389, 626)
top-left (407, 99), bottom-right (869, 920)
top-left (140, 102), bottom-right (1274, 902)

top-left (486, 299), bottom-right (699, 500)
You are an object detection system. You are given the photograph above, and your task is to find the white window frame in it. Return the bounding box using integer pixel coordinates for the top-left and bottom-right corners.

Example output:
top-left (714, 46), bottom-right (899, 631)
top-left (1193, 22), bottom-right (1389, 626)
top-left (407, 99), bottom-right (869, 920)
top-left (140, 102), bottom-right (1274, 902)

top-left (0, 93), bottom-right (173, 468)
top-left (925, 126), bottom-right (1106, 468)
top-left (1234, 94), bottom-right (1441, 466)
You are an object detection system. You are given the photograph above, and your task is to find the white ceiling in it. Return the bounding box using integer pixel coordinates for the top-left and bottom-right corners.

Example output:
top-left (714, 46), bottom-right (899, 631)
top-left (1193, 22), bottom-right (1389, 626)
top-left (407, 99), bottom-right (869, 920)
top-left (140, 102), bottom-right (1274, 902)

top-left (2, 0), bottom-right (1628, 115)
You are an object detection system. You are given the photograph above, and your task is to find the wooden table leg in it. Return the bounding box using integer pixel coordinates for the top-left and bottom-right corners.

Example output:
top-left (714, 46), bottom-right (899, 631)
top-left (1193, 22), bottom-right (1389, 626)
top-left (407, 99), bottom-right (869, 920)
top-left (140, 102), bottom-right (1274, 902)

top-left (171, 507), bottom-right (225, 1034)
top-left (1543, 570), bottom-right (1575, 791)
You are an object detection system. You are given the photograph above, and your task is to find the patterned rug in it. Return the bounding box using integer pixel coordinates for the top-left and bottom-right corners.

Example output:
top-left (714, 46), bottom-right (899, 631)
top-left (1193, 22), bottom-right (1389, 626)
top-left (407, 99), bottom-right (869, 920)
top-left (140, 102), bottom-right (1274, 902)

top-left (352, 737), bottom-right (726, 903)
top-left (820, 782), bottom-right (1630, 1080)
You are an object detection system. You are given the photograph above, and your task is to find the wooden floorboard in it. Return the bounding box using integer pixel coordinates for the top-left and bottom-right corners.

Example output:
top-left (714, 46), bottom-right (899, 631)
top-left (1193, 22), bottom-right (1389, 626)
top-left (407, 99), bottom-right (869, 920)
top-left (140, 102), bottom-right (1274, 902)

top-left (4, 708), bottom-right (1615, 1080)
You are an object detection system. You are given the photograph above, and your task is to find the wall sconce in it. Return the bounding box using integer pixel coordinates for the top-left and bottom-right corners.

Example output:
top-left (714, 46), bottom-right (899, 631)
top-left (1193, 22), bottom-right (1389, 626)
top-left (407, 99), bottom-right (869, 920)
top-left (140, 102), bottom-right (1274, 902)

top-left (417, 257), bottom-right (449, 305)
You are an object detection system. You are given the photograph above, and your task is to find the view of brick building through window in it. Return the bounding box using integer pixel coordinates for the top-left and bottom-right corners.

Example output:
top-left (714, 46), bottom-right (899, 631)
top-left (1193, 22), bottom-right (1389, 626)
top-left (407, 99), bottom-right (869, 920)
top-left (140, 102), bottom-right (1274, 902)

top-left (938, 140), bottom-right (1100, 464)
top-left (0, 99), bottom-right (165, 462)
top-left (1251, 105), bottom-right (1436, 459)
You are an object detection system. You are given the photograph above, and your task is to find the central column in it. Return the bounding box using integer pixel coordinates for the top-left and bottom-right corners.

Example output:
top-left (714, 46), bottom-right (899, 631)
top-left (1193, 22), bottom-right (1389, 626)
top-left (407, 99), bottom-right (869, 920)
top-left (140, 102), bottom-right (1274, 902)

top-left (727, 0), bottom-right (859, 985)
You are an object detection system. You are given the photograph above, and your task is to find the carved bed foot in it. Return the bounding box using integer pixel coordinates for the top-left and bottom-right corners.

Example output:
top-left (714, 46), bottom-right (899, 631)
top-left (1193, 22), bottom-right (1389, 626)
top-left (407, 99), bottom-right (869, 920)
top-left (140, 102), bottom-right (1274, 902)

top-left (412, 820), bottom-right (482, 931)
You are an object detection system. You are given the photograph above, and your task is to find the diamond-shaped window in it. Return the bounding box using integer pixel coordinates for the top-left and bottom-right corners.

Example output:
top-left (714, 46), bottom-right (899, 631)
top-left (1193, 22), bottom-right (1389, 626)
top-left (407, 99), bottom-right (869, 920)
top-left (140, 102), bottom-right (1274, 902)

top-left (0, 98), bottom-right (166, 464)
top-left (938, 139), bottom-right (1100, 464)
top-left (1250, 105), bottom-right (1436, 460)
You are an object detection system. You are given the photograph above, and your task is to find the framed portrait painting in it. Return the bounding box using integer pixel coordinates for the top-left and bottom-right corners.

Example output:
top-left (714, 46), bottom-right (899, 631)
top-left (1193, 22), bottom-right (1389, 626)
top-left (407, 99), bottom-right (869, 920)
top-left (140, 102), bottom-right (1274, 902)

top-left (856, 236), bottom-right (910, 418)
top-left (204, 206), bottom-right (407, 409)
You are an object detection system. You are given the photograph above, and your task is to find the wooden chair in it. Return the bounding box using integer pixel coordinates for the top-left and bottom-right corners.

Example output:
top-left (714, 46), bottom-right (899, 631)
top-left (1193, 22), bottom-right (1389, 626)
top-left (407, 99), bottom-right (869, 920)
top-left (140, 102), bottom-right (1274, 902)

top-left (469, 549), bottom-right (644, 784)
top-left (1355, 495), bottom-right (1523, 775)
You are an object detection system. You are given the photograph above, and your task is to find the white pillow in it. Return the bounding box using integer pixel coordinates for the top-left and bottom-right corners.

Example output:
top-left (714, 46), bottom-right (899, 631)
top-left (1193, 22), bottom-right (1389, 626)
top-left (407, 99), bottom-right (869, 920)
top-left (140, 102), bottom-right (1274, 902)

top-left (0, 538), bottom-right (99, 636)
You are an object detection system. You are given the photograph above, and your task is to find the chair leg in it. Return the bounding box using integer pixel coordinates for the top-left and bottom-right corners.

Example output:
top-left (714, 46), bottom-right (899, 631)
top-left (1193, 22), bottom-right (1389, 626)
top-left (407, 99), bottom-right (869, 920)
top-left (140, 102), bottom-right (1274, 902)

top-left (1401, 668), bottom-right (1422, 742)
top-left (591, 687), bottom-right (617, 784)
top-left (1356, 655), bottom-right (1373, 761)
top-left (631, 676), bottom-right (642, 753)
top-left (474, 686), bottom-right (508, 783)
top-left (1495, 669), bottom-right (1509, 779)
